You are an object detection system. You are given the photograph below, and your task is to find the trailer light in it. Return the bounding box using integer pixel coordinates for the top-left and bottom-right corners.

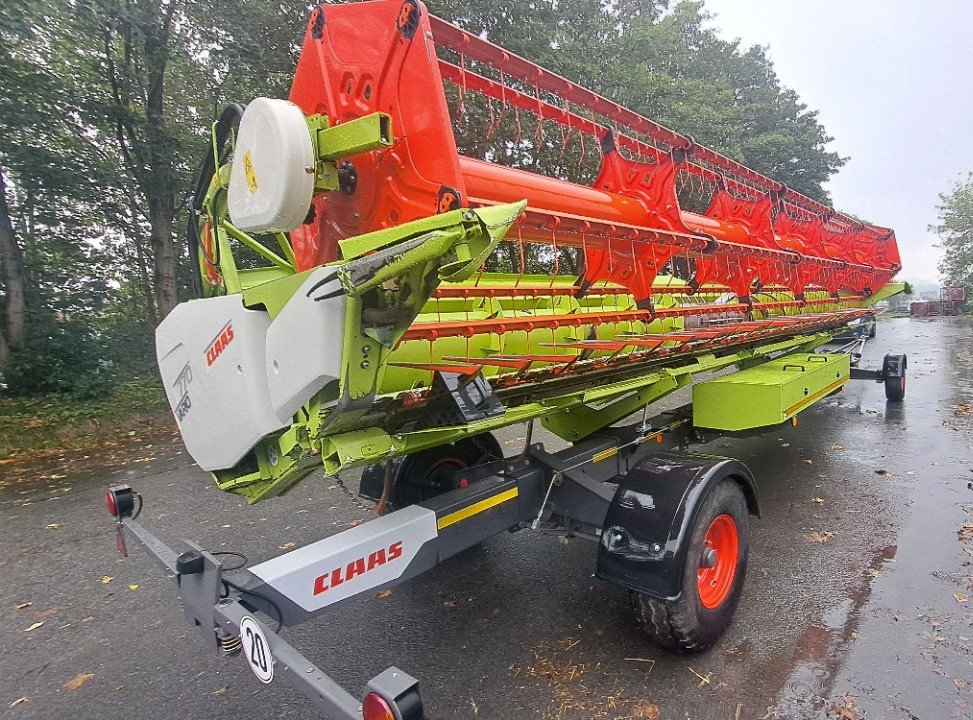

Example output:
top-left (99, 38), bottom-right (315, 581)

top-left (362, 692), bottom-right (395, 720)
top-left (106, 484), bottom-right (136, 518)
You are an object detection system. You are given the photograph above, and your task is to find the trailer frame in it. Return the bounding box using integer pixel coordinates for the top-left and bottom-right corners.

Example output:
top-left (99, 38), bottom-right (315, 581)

top-left (106, 326), bottom-right (905, 720)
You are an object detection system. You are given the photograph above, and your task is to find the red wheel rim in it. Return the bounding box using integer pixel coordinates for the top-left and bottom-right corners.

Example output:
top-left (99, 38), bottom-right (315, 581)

top-left (697, 514), bottom-right (739, 609)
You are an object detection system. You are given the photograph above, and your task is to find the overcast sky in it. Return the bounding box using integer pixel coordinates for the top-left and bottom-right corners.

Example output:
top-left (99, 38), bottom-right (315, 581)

top-left (702, 0), bottom-right (973, 284)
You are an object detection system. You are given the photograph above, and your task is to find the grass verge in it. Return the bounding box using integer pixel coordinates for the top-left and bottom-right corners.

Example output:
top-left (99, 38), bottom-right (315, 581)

top-left (0, 376), bottom-right (174, 460)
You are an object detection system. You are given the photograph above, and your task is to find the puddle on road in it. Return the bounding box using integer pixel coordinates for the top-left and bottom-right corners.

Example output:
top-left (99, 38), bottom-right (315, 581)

top-left (769, 545), bottom-right (897, 718)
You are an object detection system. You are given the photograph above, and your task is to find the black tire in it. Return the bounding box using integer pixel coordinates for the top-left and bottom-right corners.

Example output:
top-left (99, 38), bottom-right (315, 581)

top-left (633, 479), bottom-right (750, 652)
top-left (867, 322), bottom-right (877, 339)
top-left (885, 373), bottom-right (906, 401)
top-left (360, 434), bottom-right (503, 509)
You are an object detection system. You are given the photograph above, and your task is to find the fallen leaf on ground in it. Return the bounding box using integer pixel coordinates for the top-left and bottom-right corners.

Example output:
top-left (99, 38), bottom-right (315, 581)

top-left (808, 532), bottom-right (836, 544)
top-left (632, 700), bottom-right (660, 719)
top-left (831, 444), bottom-right (844, 451)
top-left (23, 621), bottom-right (44, 632)
top-left (213, 687), bottom-right (229, 696)
top-left (128, 584), bottom-right (139, 591)
top-left (955, 592), bottom-right (968, 603)
top-left (279, 542), bottom-right (297, 550)
top-left (377, 589), bottom-right (393, 598)
top-left (64, 673), bottom-right (95, 691)
top-left (9, 697), bottom-right (28, 708)
top-left (812, 497), bottom-right (825, 504)
top-left (101, 576), bottom-right (113, 584)
top-left (830, 706), bottom-right (856, 720)
top-left (45, 523), bottom-right (60, 529)
top-left (14, 602), bottom-right (32, 610)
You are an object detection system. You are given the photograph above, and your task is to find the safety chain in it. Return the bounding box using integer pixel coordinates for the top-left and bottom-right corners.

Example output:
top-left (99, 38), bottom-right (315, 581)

top-left (332, 471), bottom-right (376, 516)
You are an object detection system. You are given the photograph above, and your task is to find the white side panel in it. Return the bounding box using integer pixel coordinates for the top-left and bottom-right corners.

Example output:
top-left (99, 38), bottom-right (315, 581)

top-left (227, 97), bottom-right (315, 233)
top-left (156, 296), bottom-right (290, 471)
top-left (250, 505), bottom-right (439, 612)
top-left (265, 267), bottom-right (347, 419)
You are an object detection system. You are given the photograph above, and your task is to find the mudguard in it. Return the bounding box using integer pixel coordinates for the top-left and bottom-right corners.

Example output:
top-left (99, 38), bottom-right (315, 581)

top-left (597, 452), bottom-right (759, 601)
top-left (882, 353), bottom-right (907, 378)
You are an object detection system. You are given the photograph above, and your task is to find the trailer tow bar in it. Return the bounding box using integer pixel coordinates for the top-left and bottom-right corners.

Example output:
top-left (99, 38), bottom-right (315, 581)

top-left (105, 484), bottom-right (424, 720)
top-left (104, 419), bottom-right (760, 718)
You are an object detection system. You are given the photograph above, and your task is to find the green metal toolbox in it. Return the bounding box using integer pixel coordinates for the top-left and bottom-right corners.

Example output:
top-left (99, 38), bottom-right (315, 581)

top-left (692, 353), bottom-right (850, 431)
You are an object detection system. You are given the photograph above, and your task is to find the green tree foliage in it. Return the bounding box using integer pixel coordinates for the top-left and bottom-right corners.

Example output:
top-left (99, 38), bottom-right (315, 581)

top-left (0, 0), bottom-right (308, 393)
top-left (932, 175), bottom-right (973, 306)
top-left (429, 0), bottom-right (844, 201)
top-left (0, 0), bottom-right (848, 395)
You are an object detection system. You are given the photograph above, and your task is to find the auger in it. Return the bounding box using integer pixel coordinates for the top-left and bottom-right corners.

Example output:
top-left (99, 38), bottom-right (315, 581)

top-left (111, 2), bottom-right (907, 717)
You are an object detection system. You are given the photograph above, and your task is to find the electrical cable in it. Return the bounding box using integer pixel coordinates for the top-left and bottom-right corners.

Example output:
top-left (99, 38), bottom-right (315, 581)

top-left (207, 546), bottom-right (284, 633)
top-left (221, 578), bottom-right (285, 633)
top-left (210, 551), bottom-right (248, 571)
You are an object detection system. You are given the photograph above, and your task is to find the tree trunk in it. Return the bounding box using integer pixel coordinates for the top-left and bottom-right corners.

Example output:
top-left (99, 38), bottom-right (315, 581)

top-left (126, 214), bottom-right (158, 325)
top-left (148, 195), bottom-right (176, 317)
top-left (0, 171), bottom-right (27, 363)
top-left (142, 0), bottom-right (178, 319)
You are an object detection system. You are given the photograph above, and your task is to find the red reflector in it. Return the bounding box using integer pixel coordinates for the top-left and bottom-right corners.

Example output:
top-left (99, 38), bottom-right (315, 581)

top-left (362, 692), bottom-right (395, 720)
top-left (106, 490), bottom-right (118, 517)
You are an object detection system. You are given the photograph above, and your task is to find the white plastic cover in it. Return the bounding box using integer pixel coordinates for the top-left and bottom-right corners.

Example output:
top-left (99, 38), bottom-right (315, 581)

top-left (227, 97), bottom-right (315, 233)
top-left (156, 295), bottom-right (291, 471)
top-left (265, 267), bottom-right (348, 419)
top-left (250, 505), bottom-right (439, 611)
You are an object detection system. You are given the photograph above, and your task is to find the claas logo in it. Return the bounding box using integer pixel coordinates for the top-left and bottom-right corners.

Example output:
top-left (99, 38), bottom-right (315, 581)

top-left (313, 541), bottom-right (403, 595)
top-left (206, 323), bottom-right (235, 366)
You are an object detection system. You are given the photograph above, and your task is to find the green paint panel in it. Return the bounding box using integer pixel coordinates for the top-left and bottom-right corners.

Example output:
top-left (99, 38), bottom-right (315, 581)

top-left (692, 353), bottom-right (850, 431)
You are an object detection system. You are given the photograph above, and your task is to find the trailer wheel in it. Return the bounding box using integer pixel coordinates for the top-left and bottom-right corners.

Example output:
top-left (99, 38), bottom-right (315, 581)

top-left (360, 434), bottom-right (503, 509)
top-left (884, 373), bottom-right (906, 401)
top-left (633, 479), bottom-right (750, 652)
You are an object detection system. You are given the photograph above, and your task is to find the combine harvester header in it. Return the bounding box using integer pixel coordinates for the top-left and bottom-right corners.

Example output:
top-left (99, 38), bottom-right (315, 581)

top-left (157, 0), bottom-right (902, 505)
top-left (122, 3), bottom-right (907, 716)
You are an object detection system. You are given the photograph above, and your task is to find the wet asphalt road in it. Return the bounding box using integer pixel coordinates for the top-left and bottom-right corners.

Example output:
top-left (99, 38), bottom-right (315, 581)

top-left (2, 316), bottom-right (972, 720)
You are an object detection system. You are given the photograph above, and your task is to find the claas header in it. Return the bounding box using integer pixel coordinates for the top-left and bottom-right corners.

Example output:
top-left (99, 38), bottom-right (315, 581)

top-left (157, 0), bottom-right (902, 503)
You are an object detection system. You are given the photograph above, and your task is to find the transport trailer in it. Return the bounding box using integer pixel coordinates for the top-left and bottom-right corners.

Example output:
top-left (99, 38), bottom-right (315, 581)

top-left (106, 334), bottom-right (907, 720)
top-left (104, 0), bottom-right (910, 716)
